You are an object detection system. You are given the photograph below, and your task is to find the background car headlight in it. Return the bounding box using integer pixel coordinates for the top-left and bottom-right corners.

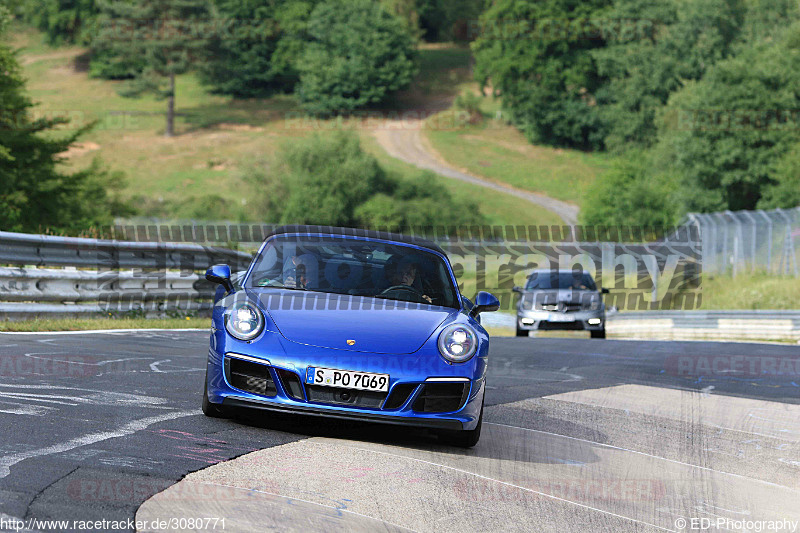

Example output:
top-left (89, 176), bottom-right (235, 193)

top-left (438, 324), bottom-right (478, 363)
top-left (226, 302), bottom-right (264, 341)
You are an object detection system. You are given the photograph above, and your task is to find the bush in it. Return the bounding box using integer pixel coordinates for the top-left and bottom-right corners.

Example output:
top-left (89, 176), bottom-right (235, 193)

top-left (296, 0), bottom-right (418, 114)
top-left (246, 132), bottom-right (484, 230)
top-left (454, 91), bottom-right (483, 124)
top-left (758, 145), bottom-right (800, 209)
top-left (580, 154), bottom-right (678, 227)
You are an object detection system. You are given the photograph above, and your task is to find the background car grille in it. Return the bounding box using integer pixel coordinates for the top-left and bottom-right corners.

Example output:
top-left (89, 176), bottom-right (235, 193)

top-left (306, 385), bottom-right (387, 408)
top-left (535, 302), bottom-right (585, 312)
top-left (225, 357), bottom-right (277, 397)
top-left (382, 383), bottom-right (418, 410)
top-left (412, 382), bottom-right (469, 413)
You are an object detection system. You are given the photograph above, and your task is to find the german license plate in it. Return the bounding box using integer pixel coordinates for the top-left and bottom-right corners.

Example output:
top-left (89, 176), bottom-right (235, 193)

top-left (306, 367), bottom-right (390, 392)
top-left (548, 313), bottom-right (575, 322)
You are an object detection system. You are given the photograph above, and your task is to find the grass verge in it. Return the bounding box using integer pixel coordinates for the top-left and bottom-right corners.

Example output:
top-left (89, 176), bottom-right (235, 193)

top-left (0, 317), bottom-right (209, 332)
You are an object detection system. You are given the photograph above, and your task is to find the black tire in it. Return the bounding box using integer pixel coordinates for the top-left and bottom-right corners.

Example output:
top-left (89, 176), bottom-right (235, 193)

top-left (516, 327), bottom-right (528, 337)
top-left (202, 370), bottom-right (230, 418)
top-left (590, 328), bottom-right (606, 339)
top-left (439, 402), bottom-right (483, 448)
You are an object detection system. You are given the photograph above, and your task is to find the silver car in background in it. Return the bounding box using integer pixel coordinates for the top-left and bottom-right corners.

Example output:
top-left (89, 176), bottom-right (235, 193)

top-left (513, 270), bottom-right (609, 339)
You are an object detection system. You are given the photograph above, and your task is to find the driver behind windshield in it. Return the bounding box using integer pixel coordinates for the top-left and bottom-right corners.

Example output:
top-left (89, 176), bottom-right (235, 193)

top-left (382, 256), bottom-right (433, 304)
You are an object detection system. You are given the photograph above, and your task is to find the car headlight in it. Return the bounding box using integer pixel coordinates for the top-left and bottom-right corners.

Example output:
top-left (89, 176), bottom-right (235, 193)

top-left (438, 324), bottom-right (478, 363)
top-left (226, 302), bottom-right (264, 341)
top-left (590, 300), bottom-right (600, 310)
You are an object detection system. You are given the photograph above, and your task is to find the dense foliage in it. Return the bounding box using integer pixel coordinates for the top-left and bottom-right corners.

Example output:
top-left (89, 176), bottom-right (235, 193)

top-left (0, 7), bottom-right (122, 233)
top-left (247, 132), bottom-right (483, 229)
top-left (21, 0), bottom-right (97, 44)
top-left (592, 0), bottom-right (745, 151)
top-left (653, 31), bottom-right (800, 213)
top-left (198, 0), bottom-right (321, 98)
top-left (295, 0), bottom-right (418, 114)
top-left (472, 0), bottom-right (613, 150)
top-left (474, 0), bottom-right (800, 224)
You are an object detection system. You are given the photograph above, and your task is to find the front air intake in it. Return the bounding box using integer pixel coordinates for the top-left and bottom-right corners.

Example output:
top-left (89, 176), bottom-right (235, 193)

top-left (412, 382), bottom-right (469, 413)
top-left (275, 368), bottom-right (305, 400)
top-left (225, 357), bottom-right (277, 397)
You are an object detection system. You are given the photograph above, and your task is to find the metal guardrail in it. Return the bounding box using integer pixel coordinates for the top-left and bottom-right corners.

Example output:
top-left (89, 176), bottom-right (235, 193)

top-left (0, 231), bottom-right (253, 319)
top-left (0, 230), bottom-right (252, 270)
top-left (481, 311), bottom-right (800, 342)
top-left (608, 310), bottom-right (800, 342)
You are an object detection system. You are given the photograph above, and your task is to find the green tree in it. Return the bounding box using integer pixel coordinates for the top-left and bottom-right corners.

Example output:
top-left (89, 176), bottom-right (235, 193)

top-left (592, 0), bottom-right (745, 151)
top-left (22, 0), bottom-right (99, 44)
top-left (199, 0), bottom-right (321, 98)
top-left (472, 0), bottom-right (612, 150)
top-left (652, 29), bottom-right (800, 213)
top-left (93, 0), bottom-right (215, 136)
top-left (0, 7), bottom-right (123, 233)
top-left (296, 0), bottom-right (418, 114)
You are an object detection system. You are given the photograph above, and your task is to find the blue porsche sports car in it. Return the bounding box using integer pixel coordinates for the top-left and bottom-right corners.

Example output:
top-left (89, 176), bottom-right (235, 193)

top-left (202, 226), bottom-right (499, 447)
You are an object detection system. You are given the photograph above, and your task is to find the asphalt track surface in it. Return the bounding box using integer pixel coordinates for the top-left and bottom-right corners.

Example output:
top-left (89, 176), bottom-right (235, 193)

top-left (0, 330), bottom-right (798, 532)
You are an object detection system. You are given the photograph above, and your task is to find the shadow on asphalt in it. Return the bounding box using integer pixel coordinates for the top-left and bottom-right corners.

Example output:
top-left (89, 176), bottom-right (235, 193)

top-left (224, 401), bottom-right (604, 465)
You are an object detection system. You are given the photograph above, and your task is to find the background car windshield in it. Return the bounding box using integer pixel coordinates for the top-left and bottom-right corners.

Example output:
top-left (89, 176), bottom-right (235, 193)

top-left (526, 271), bottom-right (597, 290)
top-left (245, 236), bottom-right (459, 308)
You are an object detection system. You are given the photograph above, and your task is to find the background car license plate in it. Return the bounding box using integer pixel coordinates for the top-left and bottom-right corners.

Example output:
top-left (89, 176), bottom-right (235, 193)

top-left (548, 313), bottom-right (575, 322)
top-left (306, 367), bottom-right (390, 392)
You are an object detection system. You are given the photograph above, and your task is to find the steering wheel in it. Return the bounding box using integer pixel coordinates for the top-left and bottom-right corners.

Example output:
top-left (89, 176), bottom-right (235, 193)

top-left (380, 284), bottom-right (426, 302)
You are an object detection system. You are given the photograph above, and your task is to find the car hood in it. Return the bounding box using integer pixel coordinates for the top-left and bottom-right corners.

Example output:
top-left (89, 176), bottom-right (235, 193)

top-left (250, 289), bottom-right (456, 354)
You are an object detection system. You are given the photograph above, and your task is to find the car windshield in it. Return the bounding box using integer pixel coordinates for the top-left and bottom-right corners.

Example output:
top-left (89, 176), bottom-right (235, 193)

top-left (245, 235), bottom-right (459, 308)
top-left (525, 271), bottom-right (597, 290)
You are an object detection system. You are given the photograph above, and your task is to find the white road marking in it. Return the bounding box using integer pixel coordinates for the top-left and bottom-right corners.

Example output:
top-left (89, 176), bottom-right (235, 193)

top-left (0, 409), bottom-right (197, 478)
top-left (0, 329), bottom-right (205, 336)
top-left (0, 403), bottom-right (53, 416)
top-left (0, 392), bottom-right (81, 406)
top-left (0, 384), bottom-right (168, 406)
top-left (150, 360), bottom-right (171, 372)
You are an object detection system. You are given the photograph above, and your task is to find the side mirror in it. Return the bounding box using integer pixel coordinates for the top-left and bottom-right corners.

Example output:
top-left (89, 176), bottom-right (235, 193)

top-left (470, 291), bottom-right (500, 318)
top-left (601, 287), bottom-right (610, 294)
top-left (512, 286), bottom-right (523, 294)
top-left (206, 264), bottom-right (233, 293)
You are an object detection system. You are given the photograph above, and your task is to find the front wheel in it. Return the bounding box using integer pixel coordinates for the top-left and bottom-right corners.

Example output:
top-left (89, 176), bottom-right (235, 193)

top-left (202, 369), bottom-right (230, 418)
top-left (516, 327), bottom-right (528, 337)
top-left (439, 402), bottom-right (483, 448)
top-left (590, 328), bottom-right (606, 339)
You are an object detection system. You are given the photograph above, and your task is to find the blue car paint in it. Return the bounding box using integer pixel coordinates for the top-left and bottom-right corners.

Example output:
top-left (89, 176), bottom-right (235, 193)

top-left (205, 231), bottom-right (492, 431)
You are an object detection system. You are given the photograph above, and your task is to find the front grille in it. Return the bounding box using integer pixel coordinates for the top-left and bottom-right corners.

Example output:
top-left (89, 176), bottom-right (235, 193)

top-left (539, 321), bottom-right (584, 331)
top-left (226, 357), bottom-right (277, 397)
top-left (306, 385), bottom-right (386, 408)
top-left (412, 382), bottom-right (469, 413)
top-left (536, 303), bottom-right (584, 312)
top-left (275, 368), bottom-right (305, 400)
top-left (383, 383), bottom-right (418, 410)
